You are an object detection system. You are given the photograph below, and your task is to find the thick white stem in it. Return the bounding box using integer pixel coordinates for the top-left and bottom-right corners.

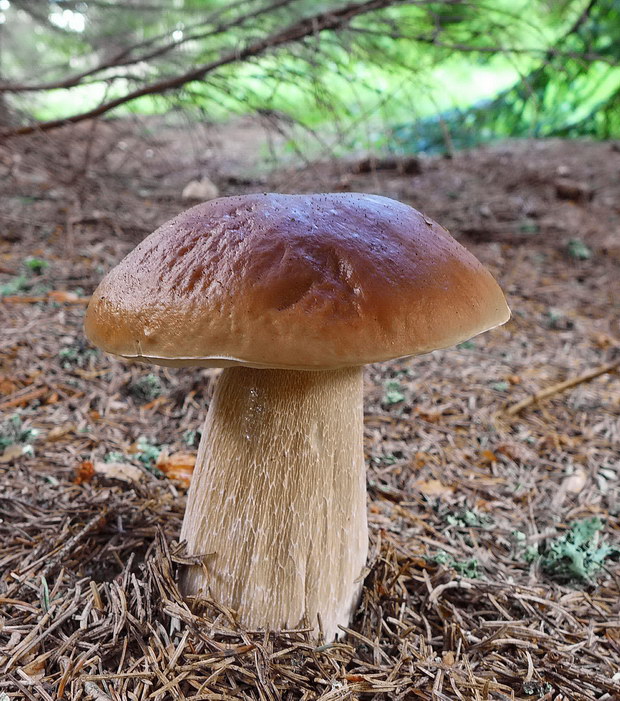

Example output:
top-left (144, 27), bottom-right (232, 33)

top-left (179, 366), bottom-right (367, 640)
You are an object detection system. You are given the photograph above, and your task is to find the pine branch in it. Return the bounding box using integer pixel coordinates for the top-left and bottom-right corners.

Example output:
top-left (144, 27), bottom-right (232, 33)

top-left (1, 0), bottom-right (403, 138)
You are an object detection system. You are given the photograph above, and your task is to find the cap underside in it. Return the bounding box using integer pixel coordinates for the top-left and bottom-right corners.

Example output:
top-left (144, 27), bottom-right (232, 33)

top-left (109, 317), bottom-right (509, 370)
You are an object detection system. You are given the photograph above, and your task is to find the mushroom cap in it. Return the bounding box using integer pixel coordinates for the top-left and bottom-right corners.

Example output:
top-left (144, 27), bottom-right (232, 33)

top-left (84, 193), bottom-right (510, 369)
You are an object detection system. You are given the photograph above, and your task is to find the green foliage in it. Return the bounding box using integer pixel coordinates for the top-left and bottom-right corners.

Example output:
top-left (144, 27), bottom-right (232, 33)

top-left (58, 347), bottom-right (80, 366)
top-left (183, 429), bottom-right (201, 447)
top-left (128, 374), bottom-right (162, 403)
top-left (523, 681), bottom-right (554, 696)
top-left (445, 508), bottom-right (493, 529)
top-left (567, 238), bottom-right (593, 260)
top-left (519, 220), bottom-right (539, 235)
top-left (491, 381), bottom-right (510, 392)
top-left (104, 451), bottom-right (125, 464)
top-left (134, 436), bottom-right (162, 469)
top-left (0, 275), bottom-right (28, 297)
top-left (530, 518), bottom-right (619, 583)
top-left (134, 437), bottom-right (164, 477)
top-left (370, 451), bottom-right (401, 468)
top-left (383, 380), bottom-right (405, 405)
top-left (547, 309), bottom-right (564, 328)
top-left (432, 550), bottom-right (480, 578)
top-left (2, 0), bottom-right (619, 151)
top-left (58, 343), bottom-right (98, 369)
top-left (524, 545), bottom-right (539, 563)
top-left (392, 0), bottom-right (620, 153)
top-left (0, 257), bottom-right (53, 297)
top-left (23, 257), bottom-right (49, 274)
top-left (0, 415), bottom-right (38, 451)
top-left (104, 437), bottom-right (163, 476)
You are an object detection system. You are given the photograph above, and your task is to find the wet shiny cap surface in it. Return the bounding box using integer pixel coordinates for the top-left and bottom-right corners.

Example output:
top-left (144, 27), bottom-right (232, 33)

top-left (84, 193), bottom-right (510, 369)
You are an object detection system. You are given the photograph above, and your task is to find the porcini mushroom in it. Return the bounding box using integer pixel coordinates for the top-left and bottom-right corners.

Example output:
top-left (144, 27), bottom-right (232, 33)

top-left (84, 193), bottom-right (510, 640)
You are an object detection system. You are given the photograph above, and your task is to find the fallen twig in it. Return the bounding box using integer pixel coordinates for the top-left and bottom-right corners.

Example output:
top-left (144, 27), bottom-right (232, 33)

top-left (505, 359), bottom-right (619, 416)
top-left (0, 386), bottom-right (48, 410)
top-left (2, 291), bottom-right (90, 305)
top-left (428, 580), bottom-right (474, 605)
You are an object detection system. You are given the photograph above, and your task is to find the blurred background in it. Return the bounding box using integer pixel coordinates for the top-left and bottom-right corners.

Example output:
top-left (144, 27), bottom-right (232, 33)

top-left (1, 0), bottom-right (619, 159)
top-left (3, 0), bottom-right (620, 237)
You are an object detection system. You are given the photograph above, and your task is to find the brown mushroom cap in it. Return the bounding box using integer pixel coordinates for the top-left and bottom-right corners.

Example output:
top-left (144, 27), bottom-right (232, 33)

top-left (84, 193), bottom-right (510, 369)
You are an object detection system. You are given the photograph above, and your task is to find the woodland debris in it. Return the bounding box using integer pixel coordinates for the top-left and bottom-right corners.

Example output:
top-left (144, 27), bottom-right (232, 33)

top-left (554, 178), bottom-right (594, 202)
top-left (0, 131), bottom-right (618, 700)
top-left (350, 155), bottom-right (421, 174)
top-left (505, 359), bottom-right (619, 416)
top-left (181, 177), bottom-right (219, 201)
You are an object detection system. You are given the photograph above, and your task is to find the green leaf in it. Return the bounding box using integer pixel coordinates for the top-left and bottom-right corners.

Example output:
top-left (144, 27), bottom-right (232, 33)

top-left (135, 436), bottom-right (162, 470)
top-left (104, 451), bottom-right (125, 464)
top-left (445, 508), bottom-right (493, 529)
top-left (0, 415), bottom-right (38, 450)
top-left (383, 380), bottom-right (405, 405)
top-left (567, 238), bottom-right (592, 260)
top-left (534, 518), bottom-right (619, 582)
top-left (431, 550), bottom-right (480, 578)
top-left (23, 257), bottom-right (50, 274)
top-left (0, 275), bottom-right (29, 297)
top-left (129, 374), bottom-right (162, 403)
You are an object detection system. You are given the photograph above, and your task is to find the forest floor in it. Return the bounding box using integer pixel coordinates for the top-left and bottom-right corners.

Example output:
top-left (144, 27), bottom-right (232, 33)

top-left (0, 117), bottom-right (619, 700)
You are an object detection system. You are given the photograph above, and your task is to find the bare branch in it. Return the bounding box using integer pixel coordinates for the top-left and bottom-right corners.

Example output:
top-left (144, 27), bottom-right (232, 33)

top-left (346, 27), bottom-right (617, 65)
top-left (0, 0), bottom-right (406, 139)
top-left (0, 0), bottom-right (298, 94)
top-left (55, 0), bottom-right (184, 9)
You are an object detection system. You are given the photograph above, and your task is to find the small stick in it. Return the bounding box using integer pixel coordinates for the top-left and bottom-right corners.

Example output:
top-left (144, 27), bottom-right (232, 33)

top-left (2, 295), bottom-right (47, 303)
top-left (2, 292), bottom-right (90, 305)
top-left (505, 359), bottom-right (619, 416)
top-left (90, 580), bottom-right (104, 611)
top-left (428, 580), bottom-right (474, 605)
top-left (0, 386), bottom-right (48, 410)
top-left (81, 672), bottom-right (154, 681)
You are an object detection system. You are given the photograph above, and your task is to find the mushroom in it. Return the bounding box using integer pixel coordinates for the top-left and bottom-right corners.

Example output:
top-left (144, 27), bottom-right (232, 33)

top-left (84, 193), bottom-right (510, 640)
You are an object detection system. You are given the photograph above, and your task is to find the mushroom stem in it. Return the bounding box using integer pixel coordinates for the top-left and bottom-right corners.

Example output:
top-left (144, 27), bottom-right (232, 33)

top-left (180, 366), bottom-right (368, 640)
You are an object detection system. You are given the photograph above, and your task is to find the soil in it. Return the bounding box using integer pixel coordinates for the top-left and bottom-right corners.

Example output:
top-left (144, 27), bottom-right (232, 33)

top-left (0, 117), bottom-right (619, 700)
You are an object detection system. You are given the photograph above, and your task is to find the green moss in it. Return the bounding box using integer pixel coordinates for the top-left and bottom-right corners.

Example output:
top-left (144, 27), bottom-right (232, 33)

top-left (0, 415), bottom-right (38, 450)
top-left (128, 374), bottom-right (162, 403)
top-left (533, 518), bottom-right (619, 583)
top-left (431, 551), bottom-right (480, 578)
top-left (383, 380), bottom-right (405, 405)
